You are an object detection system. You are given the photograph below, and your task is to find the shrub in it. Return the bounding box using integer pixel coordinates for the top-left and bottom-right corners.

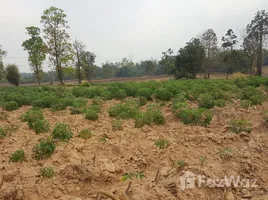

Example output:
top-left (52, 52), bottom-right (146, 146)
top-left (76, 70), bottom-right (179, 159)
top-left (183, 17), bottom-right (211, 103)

top-left (10, 150), bottom-right (26, 162)
top-left (92, 97), bottom-right (104, 106)
top-left (240, 100), bottom-right (251, 109)
top-left (31, 119), bottom-right (50, 134)
top-left (0, 111), bottom-right (8, 120)
top-left (20, 108), bottom-right (44, 126)
top-left (229, 119), bottom-right (252, 134)
top-left (0, 127), bottom-right (6, 139)
top-left (214, 99), bottom-right (226, 107)
top-left (137, 88), bottom-right (154, 100)
top-left (112, 89), bottom-right (127, 100)
top-left (240, 86), bottom-right (264, 105)
top-left (73, 97), bottom-right (88, 108)
top-left (173, 93), bottom-right (187, 103)
top-left (112, 120), bottom-right (123, 131)
top-left (52, 123), bottom-right (73, 141)
top-left (155, 139), bottom-right (169, 149)
top-left (70, 107), bottom-right (83, 115)
top-left (85, 109), bottom-right (99, 121)
top-left (155, 88), bottom-right (173, 101)
top-left (108, 102), bottom-right (140, 119)
top-left (4, 101), bottom-right (19, 111)
top-left (78, 129), bottom-right (93, 139)
top-left (32, 139), bottom-right (56, 160)
top-left (176, 108), bottom-right (213, 127)
top-left (198, 94), bottom-right (215, 109)
top-left (40, 166), bottom-right (55, 178)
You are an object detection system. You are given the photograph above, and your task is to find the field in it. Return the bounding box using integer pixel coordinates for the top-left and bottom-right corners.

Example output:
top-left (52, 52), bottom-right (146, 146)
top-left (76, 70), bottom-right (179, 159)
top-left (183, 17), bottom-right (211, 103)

top-left (0, 76), bottom-right (268, 200)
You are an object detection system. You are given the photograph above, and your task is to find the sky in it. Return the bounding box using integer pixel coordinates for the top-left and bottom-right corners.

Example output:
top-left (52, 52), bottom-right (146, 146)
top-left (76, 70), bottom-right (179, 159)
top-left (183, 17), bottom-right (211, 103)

top-left (0, 0), bottom-right (268, 72)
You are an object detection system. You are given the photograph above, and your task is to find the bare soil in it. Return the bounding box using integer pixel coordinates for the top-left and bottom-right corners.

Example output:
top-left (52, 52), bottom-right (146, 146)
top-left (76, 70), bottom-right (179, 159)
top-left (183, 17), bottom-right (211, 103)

top-left (0, 99), bottom-right (268, 200)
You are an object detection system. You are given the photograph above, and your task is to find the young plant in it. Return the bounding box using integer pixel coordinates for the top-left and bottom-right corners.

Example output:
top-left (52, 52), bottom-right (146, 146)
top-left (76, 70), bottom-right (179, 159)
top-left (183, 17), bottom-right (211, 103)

top-left (85, 109), bottom-right (99, 121)
top-left (175, 160), bottom-right (185, 168)
top-left (217, 147), bottom-right (232, 160)
top-left (52, 123), bottom-right (73, 141)
top-left (121, 171), bottom-right (145, 182)
top-left (99, 134), bottom-right (108, 143)
top-left (32, 139), bottom-right (56, 160)
top-left (198, 94), bottom-right (215, 109)
top-left (10, 150), bottom-right (26, 162)
top-left (112, 120), bottom-right (123, 131)
top-left (31, 119), bottom-right (50, 134)
top-left (4, 101), bottom-right (19, 111)
top-left (78, 129), bottom-right (93, 139)
top-left (229, 119), bottom-right (252, 134)
top-left (0, 127), bottom-right (6, 139)
top-left (0, 111), bottom-right (8, 120)
top-left (40, 166), bottom-right (55, 178)
top-left (69, 107), bottom-right (83, 115)
top-left (155, 139), bottom-right (169, 149)
top-left (199, 156), bottom-right (207, 166)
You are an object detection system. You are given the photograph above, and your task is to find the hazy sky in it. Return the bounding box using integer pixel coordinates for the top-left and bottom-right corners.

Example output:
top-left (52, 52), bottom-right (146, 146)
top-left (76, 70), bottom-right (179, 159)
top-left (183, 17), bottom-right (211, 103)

top-left (0, 0), bottom-right (267, 72)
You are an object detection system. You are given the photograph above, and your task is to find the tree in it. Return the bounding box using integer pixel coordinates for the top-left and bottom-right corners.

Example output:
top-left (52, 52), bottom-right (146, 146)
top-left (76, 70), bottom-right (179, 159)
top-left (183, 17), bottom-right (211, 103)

top-left (246, 10), bottom-right (268, 76)
top-left (176, 38), bottom-right (205, 78)
top-left (22, 26), bottom-right (46, 85)
top-left (221, 29), bottom-right (238, 78)
top-left (142, 60), bottom-right (156, 77)
top-left (160, 48), bottom-right (176, 76)
top-left (81, 51), bottom-right (96, 82)
top-left (41, 6), bottom-right (73, 84)
top-left (5, 64), bottom-right (20, 86)
top-left (202, 29), bottom-right (218, 79)
top-left (0, 45), bottom-right (7, 60)
top-left (102, 62), bottom-right (114, 79)
top-left (0, 61), bottom-right (5, 81)
top-left (73, 40), bottom-right (86, 84)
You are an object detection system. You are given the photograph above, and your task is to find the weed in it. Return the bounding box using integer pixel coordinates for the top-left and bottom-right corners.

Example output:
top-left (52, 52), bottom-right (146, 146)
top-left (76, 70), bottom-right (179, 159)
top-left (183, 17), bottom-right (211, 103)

top-left (99, 134), bottom-right (108, 143)
top-left (78, 129), bottom-right (93, 139)
top-left (199, 156), bottom-right (206, 165)
top-left (10, 150), bottom-right (26, 162)
top-left (230, 119), bottom-right (252, 134)
top-left (4, 101), bottom-right (19, 111)
top-left (175, 160), bottom-right (185, 168)
top-left (217, 147), bottom-right (232, 160)
top-left (112, 120), bottom-right (123, 131)
top-left (155, 139), bottom-right (169, 149)
top-left (32, 139), bottom-right (56, 160)
top-left (40, 166), bottom-right (55, 178)
top-left (121, 171), bottom-right (145, 182)
top-left (52, 123), bottom-right (73, 141)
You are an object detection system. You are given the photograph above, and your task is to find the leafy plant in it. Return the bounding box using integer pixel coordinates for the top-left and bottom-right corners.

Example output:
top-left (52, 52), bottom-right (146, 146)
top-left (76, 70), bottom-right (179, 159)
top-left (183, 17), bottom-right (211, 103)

top-left (199, 156), bottom-right (207, 165)
top-left (138, 97), bottom-right (147, 106)
top-left (85, 109), bottom-right (99, 121)
top-left (155, 139), bottom-right (169, 149)
top-left (31, 119), bottom-right (50, 134)
top-left (175, 160), bottom-right (185, 168)
top-left (10, 150), bottom-right (26, 162)
top-left (109, 102), bottom-right (140, 119)
top-left (20, 108), bottom-right (44, 127)
top-left (52, 123), bottom-right (73, 141)
top-left (69, 107), bottom-right (83, 115)
top-left (32, 139), bottom-right (56, 160)
top-left (155, 88), bottom-right (173, 101)
top-left (40, 166), bottom-right (55, 178)
top-left (121, 171), bottom-right (145, 182)
top-left (0, 127), bottom-right (6, 139)
top-left (214, 99), bottom-right (226, 107)
top-left (99, 134), bottom-right (108, 143)
top-left (4, 101), bottom-right (19, 111)
top-left (229, 119), bottom-right (252, 134)
top-left (217, 147), bottom-right (232, 160)
top-left (137, 88), bottom-right (154, 100)
top-left (198, 94), bottom-right (215, 109)
top-left (78, 128), bottom-right (93, 139)
top-left (0, 110), bottom-right (8, 120)
top-left (112, 120), bottom-right (123, 131)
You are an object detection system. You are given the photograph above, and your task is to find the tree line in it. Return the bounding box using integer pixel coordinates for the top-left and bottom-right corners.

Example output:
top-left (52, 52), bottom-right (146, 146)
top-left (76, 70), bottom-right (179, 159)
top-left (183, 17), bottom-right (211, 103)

top-left (0, 7), bottom-right (268, 86)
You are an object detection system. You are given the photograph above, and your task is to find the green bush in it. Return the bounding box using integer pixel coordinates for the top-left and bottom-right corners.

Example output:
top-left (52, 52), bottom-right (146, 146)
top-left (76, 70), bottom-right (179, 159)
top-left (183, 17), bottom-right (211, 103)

top-left (78, 129), bottom-right (93, 139)
top-left (155, 88), bottom-right (173, 101)
top-left (73, 97), bottom-right (88, 108)
top-left (112, 120), bottom-right (123, 131)
top-left (4, 101), bottom-right (19, 111)
top-left (230, 119), bottom-right (252, 134)
top-left (31, 119), bottom-right (50, 134)
top-left (32, 139), bottom-right (56, 160)
top-left (155, 139), bottom-right (169, 149)
top-left (173, 93), bottom-right (187, 103)
top-left (198, 94), bottom-right (215, 109)
top-left (52, 123), bottom-right (73, 141)
top-left (10, 150), bottom-right (26, 162)
top-left (215, 99), bottom-right (226, 107)
top-left (92, 96), bottom-right (104, 106)
top-left (85, 109), bottom-right (99, 120)
top-left (108, 102), bottom-right (140, 119)
top-left (70, 107), bottom-right (83, 115)
top-left (240, 100), bottom-right (251, 109)
top-left (240, 86), bottom-right (264, 105)
top-left (138, 97), bottom-right (147, 106)
top-left (137, 88), bottom-right (154, 100)
top-left (40, 166), bottom-right (55, 178)
top-left (21, 108), bottom-right (44, 125)
top-left (176, 108), bottom-right (213, 127)
top-left (0, 127), bottom-right (7, 139)
top-left (112, 89), bottom-right (127, 100)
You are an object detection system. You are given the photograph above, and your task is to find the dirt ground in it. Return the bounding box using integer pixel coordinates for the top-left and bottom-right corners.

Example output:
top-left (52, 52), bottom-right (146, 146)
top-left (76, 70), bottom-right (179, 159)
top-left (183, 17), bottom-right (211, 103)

top-left (0, 99), bottom-right (268, 200)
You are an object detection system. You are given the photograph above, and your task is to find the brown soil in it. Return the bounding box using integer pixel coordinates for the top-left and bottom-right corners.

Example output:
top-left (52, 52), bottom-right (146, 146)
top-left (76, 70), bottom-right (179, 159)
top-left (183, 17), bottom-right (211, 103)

top-left (0, 99), bottom-right (268, 200)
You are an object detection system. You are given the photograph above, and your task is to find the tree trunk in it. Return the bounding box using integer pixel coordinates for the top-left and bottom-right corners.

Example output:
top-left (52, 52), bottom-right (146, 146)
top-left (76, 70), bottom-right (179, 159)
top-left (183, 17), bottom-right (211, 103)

top-left (257, 32), bottom-right (263, 76)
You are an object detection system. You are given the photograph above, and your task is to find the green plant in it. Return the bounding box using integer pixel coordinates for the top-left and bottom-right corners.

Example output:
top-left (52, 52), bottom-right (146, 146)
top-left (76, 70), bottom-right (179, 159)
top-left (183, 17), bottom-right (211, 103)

top-left (214, 99), bottom-right (226, 107)
top-left (31, 119), bottom-right (50, 134)
top-left (199, 156), bottom-right (206, 165)
top-left (52, 123), bottom-right (73, 141)
top-left (78, 129), bottom-right (93, 139)
top-left (40, 166), bottom-right (55, 178)
top-left (20, 108), bottom-right (44, 127)
top-left (99, 134), bottom-right (108, 143)
top-left (69, 107), bottom-right (83, 115)
top-left (138, 97), bottom-right (147, 106)
top-left (112, 120), bottom-right (123, 131)
top-left (4, 101), bottom-right (19, 111)
top-left (155, 139), bottom-right (169, 149)
top-left (10, 150), bottom-right (26, 162)
top-left (137, 88), bottom-right (154, 100)
top-left (198, 94), bottom-right (215, 109)
top-left (175, 160), bottom-right (185, 168)
top-left (32, 139), bottom-right (56, 160)
top-left (0, 127), bottom-right (6, 139)
top-left (217, 147), bottom-right (232, 160)
top-left (108, 102), bottom-right (140, 119)
top-left (121, 171), bottom-right (145, 182)
top-left (85, 109), bottom-right (99, 121)
top-left (229, 119), bottom-right (252, 134)
top-left (240, 100), bottom-right (251, 109)
top-left (155, 88), bottom-right (173, 101)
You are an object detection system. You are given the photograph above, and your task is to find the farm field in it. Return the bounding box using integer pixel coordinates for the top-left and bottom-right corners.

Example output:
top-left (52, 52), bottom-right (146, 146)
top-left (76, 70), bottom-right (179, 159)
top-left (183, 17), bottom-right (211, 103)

top-left (0, 77), bottom-right (268, 200)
